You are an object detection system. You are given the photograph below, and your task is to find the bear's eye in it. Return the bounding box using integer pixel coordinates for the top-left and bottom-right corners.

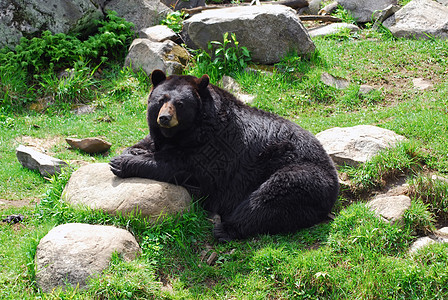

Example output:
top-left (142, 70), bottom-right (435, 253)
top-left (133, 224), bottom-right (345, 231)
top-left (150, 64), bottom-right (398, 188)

top-left (175, 100), bottom-right (183, 108)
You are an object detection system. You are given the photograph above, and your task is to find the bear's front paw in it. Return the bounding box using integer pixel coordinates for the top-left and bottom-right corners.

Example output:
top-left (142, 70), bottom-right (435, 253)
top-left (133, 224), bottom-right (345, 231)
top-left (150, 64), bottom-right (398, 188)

top-left (213, 223), bottom-right (235, 243)
top-left (109, 155), bottom-right (132, 178)
top-left (126, 147), bottom-right (150, 156)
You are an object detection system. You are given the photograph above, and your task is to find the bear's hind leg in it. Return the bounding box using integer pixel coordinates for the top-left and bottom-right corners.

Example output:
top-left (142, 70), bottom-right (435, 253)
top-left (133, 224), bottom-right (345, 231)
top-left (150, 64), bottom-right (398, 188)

top-left (213, 164), bottom-right (338, 242)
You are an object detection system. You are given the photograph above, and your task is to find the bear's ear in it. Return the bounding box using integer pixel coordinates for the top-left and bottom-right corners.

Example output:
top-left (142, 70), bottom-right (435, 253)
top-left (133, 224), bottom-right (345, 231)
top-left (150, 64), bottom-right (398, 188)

top-left (197, 74), bottom-right (209, 90)
top-left (151, 69), bottom-right (166, 87)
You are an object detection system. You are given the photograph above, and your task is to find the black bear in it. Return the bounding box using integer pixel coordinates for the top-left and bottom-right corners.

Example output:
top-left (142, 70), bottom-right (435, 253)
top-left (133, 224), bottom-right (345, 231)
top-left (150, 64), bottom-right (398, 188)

top-left (110, 70), bottom-right (339, 242)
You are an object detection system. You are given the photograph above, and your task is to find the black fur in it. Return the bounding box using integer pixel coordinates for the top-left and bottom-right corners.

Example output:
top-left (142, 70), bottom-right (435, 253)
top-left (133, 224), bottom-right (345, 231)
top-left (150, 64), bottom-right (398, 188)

top-left (110, 70), bottom-right (339, 242)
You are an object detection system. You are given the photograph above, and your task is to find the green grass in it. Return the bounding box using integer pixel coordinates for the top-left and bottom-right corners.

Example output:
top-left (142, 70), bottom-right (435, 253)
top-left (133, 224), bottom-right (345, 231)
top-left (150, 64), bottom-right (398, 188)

top-left (1, 29), bottom-right (448, 298)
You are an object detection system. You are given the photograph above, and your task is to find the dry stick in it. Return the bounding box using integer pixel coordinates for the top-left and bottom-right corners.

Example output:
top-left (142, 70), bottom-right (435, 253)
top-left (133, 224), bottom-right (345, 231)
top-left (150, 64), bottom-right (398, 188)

top-left (298, 15), bottom-right (342, 22)
top-left (183, 0), bottom-right (309, 15)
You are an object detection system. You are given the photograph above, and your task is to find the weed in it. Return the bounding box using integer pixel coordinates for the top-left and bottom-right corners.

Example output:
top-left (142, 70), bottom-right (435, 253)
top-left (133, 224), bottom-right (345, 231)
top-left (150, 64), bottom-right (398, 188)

top-left (333, 5), bottom-right (357, 24)
top-left (402, 199), bottom-right (436, 235)
top-left (408, 174), bottom-right (448, 223)
top-left (342, 141), bottom-right (426, 192)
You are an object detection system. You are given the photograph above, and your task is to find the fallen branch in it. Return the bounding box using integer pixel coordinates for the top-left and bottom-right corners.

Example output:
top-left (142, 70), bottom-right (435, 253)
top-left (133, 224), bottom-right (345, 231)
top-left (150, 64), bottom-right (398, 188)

top-left (183, 0), bottom-right (309, 16)
top-left (299, 15), bottom-right (342, 22)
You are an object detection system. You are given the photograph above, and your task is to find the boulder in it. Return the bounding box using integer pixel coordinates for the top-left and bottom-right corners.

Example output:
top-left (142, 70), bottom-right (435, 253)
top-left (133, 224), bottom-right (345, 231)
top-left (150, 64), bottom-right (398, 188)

top-left (316, 125), bottom-right (406, 167)
top-left (35, 223), bottom-right (141, 292)
top-left (104, 0), bottom-right (172, 32)
top-left (308, 23), bottom-right (360, 38)
top-left (367, 195), bottom-right (411, 223)
top-left (336, 0), bottom-right (398, 23)
top-left (66, 137), bottom-right (112, 154)
top-left (0, 0), bottom-right (103, 49)
top-left (383, 0), bottom-right (448, 39)
top-left (63, 163), bottom-right (191, 220)
top-left (182, 5), bottom-right (315, 65)
top-left (16, 145), bottom-right (68, 176)
top-left (161, 0), bottom-right (205, 10)
top-left (125, 38), bottom-right (189, 76)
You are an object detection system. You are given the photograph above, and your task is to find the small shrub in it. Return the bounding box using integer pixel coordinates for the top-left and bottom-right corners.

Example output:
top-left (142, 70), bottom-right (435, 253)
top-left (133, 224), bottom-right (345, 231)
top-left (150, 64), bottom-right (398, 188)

top-left (188, 32), bottom-right (251, 83)
top-left (0, 10), bottom-right (135, 111)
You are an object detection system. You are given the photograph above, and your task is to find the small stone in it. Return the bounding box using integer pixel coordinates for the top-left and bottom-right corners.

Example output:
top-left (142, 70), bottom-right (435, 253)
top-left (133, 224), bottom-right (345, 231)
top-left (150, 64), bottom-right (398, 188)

top-left (435, 227), bottom-right (448, 238)
top-left (359, 84), bottom-right (375, 95)
top-left (66, 137), bottom-right (112, 154)
top-left (321, 72), bottom-right (350, 90)
top-left (367, 195), bottom-right (411, 223)
top-left (70, 105), bottom-right (95, 115)
top-left (412, 78), bottom-right (433, 90)
top-left (409, 236), bottom-right (437, 254)
top-left (16, 145), bottom-right (68, 176)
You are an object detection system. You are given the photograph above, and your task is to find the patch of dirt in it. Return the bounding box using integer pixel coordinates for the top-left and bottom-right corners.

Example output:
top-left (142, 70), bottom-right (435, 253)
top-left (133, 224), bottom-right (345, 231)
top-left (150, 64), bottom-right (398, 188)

top-left (0, 198), bottom-right (39, 209)
top-left (14, 135), bottom-right (65, 155)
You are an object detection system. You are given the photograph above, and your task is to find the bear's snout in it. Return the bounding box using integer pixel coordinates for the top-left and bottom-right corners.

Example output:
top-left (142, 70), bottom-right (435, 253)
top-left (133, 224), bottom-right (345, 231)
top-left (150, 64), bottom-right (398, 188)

top-left (157, 102), bottom-right (179, 128)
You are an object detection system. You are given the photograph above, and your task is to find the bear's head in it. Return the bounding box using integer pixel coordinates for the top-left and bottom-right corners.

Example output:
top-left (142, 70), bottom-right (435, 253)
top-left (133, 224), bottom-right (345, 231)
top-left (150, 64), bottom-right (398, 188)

top-left (147, 70), bottom-right (210, 141)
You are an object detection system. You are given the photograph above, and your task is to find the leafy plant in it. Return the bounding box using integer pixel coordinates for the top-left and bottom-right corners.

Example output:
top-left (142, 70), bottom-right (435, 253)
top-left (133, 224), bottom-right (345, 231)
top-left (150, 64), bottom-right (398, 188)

top-left (0, 10), bottom-right (135, 112)
top-left (333, 5), bottom-right (357, 24)
top-left (160, 11), bottom-right (187, 33)
top-left (188, 32), bottom-right (251, 83)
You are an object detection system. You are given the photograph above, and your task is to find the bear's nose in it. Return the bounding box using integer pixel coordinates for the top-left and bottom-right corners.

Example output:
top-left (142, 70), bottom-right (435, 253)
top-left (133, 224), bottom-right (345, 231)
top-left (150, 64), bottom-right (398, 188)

top-left (158, 114), bottom-right (172, 125)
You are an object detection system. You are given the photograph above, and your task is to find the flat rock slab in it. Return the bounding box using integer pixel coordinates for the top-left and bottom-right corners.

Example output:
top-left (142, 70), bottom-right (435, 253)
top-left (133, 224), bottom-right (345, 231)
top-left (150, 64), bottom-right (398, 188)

top-left (138, 25), bottom-right (178, 42)
top-left (367, 195), bottom-right (411, 223)
top-left (63, 163), bottom-right (191, 220)
top-left (316, 125), bottom-right (406, 167)
top-left (16, 145), bottom-right (68, 176)
top-left (182, 5), bottom-right (315, 65)
top-left (308, 23), bottom-right (360, 38)
top-left (35, 223), bottom-right (141, 292)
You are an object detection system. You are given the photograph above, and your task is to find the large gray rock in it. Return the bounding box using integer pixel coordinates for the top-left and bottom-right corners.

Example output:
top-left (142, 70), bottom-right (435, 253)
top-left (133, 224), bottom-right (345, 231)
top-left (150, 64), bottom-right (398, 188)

top-left (336, 0), bottom-right (398, 23)
top-left (35, 223), bottom-right (141, 292)
top-left (104, 0), bottom-right (172, 32)
top-left (0, 0), bottom-right (103, 49)
top-left (383, 0), bottom-right (448, 39)
top-left (125, 38), bottom-right (189, 76)
top-left (63, 163), bottom-right (191, 220)
top-left (182, 5), bottom-right (315, 65)
top-left (16, 145), bottom-right (68, 176)
top-left (316, 125), bottom-right (406, 167)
